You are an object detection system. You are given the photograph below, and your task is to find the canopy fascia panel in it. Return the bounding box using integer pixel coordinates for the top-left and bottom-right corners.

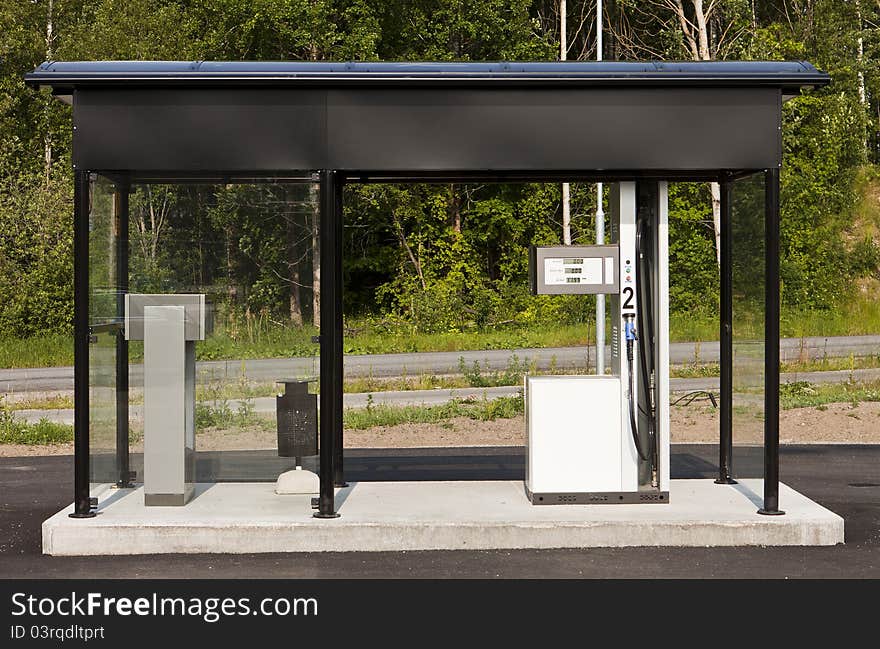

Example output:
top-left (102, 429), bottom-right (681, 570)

top-left (68, 86), bottom-right (779, 173)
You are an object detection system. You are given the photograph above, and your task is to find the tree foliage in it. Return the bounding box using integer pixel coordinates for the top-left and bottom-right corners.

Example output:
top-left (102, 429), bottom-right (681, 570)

top-left (0, 0), bottom-right (877, 339)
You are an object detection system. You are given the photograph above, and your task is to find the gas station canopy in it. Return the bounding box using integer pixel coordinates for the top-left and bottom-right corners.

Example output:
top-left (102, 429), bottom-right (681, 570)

top-left (26, 59), bottom-right (830, 520)
top-left (27, 60), bottom-right (828, 177)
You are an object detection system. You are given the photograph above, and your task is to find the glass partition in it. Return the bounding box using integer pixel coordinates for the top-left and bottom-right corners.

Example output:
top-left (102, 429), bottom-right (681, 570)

top-left (89, 176), bottom-right (321, 486)
top-left (88, 175), bottom-right (120, 487)
top-left (730, 172), bottom-right (766, 444)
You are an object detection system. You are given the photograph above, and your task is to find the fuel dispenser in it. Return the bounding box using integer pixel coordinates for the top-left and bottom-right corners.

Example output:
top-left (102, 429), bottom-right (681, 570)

top-left (526, 182), bottom-right (670, 504)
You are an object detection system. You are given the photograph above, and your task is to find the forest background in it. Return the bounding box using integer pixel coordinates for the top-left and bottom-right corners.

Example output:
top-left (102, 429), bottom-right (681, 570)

top-left (1, 0), bottom-right (879, 366)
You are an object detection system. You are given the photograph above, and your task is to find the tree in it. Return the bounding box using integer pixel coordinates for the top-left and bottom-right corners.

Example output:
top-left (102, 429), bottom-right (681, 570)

top-left (610, 1), bottom-right (751, 266)
top-left (130, 186), bottom-right (175, 287)
top-left (0, 0), bottom-right (876, 340)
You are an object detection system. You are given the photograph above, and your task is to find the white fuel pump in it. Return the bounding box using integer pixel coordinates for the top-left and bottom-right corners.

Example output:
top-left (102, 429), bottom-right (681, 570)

top-left (525, 182), bottom-right (670, 504)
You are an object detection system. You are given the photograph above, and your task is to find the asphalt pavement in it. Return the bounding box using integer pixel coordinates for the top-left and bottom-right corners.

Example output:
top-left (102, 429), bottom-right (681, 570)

top-left (1, 444), bottom-right (878, 578)
top-left (2, 334), bottom-right (879, 393)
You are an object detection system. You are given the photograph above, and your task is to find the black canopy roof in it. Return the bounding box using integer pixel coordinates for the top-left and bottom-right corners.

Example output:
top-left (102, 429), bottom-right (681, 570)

top-left (27, 60), bottom-right (829, 96)
top-left (24, 60), bottom-right (831, 176)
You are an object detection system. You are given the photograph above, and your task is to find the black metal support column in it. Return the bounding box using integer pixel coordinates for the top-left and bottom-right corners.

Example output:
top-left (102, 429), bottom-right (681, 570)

top-left (715, 176), bottom-right (736, 485)
top-left (71, 170), bottom-right (95, 518)
top-left (315, 170), bottom-right (341, 519)
top-left (115, 179), bottom-right (133, 489)
top-left (758, 168), bottom-right (784, 515)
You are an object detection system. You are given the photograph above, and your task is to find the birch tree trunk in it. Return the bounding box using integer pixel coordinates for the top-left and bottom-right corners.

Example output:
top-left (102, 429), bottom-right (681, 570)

top-left (287, 187), bottom-right (304, 327)
top-left (666, 0), bottom-right (723, 266)
top-left (562, 183), bottom-right (572, 244)
top-left (448, 184), bottom-right (462, 233)
top-left (226, 224), bottom-right (237, 336)
top-left (857, 0), bottom-right (866, 107)
top-left (710, 181), bottom-right (721, 265)
top-left (693, 0), bottom-right (721, 267)
top-left (857, 0), bottom-right (868, 156)
top-left (310, 182), bottom-right (320, 328)
top-left (308, 40), bottom-right (322, 327)
top-left (43, 0), bottom-right (54, 184)
top-left (560, 0), bottom-right (572, 245)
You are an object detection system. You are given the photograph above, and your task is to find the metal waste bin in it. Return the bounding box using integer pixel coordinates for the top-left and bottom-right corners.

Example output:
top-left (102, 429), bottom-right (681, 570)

top-left (276, 378), bottom-right (318, 460)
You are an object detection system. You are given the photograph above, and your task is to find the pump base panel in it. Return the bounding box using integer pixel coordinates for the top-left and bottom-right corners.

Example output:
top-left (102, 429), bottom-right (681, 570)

top-left (527, 488), bottom-right (669, 505)
top-left (144, 487), bottom-right (194, 507)
top-left (43, 479), bottom-right (843, 555)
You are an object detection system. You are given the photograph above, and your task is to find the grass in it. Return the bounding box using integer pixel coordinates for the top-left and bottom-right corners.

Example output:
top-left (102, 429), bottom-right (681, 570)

top-left (780, 354), bottom-right (880, 374)
top-left (3, 376), bottom-right (880, 442)
top-left (343, 394), bottom-right (524, 430)
top-left (5, 394), bottom-right (74, 410)
top-left (0, 294), bottom-right (878, 370)
top-left (0, 322), bottom-right (589, 369)
top-left (779, 380), bottom-right (880, 410)
top-left (342, 378), bottom-right (880, 429)
top-left (341, 323), bottom-right (590, 354)
top-left (195, 399), bottom-right (272, 431)
top-left (6, 352), bottom-right (880, 411)
top-left (189, 355), bottom-right (565, 400)
top-left (0, 333), bottom-right (74, 368)
top-left (194, 376), bottom-right (273, 431)
top-left (183, 324), bottom-right (320, 362)
top-left (780, 298), bottom-right (880, 338)
top-left (0, 401), bottom-right (72, 445)
top-left (669, 312), bottom-right (718, 342)
top-left (669, 354), bottom-right (880, 379)
top-left (671, 299), bottom-right (880, 341)
top-left (670, 363), bottom-right (721, 379)
top-left (344, 374), bottom-right (463, 394)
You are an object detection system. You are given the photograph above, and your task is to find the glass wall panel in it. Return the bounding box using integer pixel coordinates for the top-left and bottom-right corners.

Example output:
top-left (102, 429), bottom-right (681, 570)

top-left (730, 173), bottom-right (766, 444)
top-left (116, 179), bottom-right (320, 483)
top-left (87, 175), bottom-right (121, 487)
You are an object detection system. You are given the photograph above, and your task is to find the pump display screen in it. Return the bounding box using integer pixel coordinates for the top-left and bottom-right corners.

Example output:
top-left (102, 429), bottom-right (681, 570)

top-left (530, 245), bottom-right (618, 295)
top-left (544, 257), bottom-right (604, 286)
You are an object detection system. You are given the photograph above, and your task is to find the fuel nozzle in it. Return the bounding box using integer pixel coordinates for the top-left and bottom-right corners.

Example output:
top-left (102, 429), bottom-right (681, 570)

top-left (623, 313), bottom-right (637, 361)
top-left (623, 311), bottom-right (648, 462)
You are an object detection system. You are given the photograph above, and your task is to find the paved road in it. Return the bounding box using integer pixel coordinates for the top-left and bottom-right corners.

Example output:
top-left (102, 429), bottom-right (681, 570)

top-left (16, 367), bottom-right (880, 425)
top-left (2, 334), bottom-right (879, 393)
top-left (1, 444), bottom-right (877, 578)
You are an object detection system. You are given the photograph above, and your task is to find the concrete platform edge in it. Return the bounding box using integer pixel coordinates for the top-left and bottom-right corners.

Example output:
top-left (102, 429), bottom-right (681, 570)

top-left (42, 480), bottom-right (844, 556)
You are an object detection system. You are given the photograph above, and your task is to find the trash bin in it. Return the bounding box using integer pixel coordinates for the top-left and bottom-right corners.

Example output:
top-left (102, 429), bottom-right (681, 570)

top-left (276, 378), bottom-right (318, 460)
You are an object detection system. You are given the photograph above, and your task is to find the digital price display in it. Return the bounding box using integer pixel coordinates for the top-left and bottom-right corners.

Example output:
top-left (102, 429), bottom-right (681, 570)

top-left (544, 257), bottom-right (604, 286)
top-left (530, 245), bottom-right (619, 295)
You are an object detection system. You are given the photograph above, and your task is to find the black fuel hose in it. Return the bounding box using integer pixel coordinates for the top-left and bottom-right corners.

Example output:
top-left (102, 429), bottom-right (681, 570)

top-left (636, 221), bottom-right (658, 470)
